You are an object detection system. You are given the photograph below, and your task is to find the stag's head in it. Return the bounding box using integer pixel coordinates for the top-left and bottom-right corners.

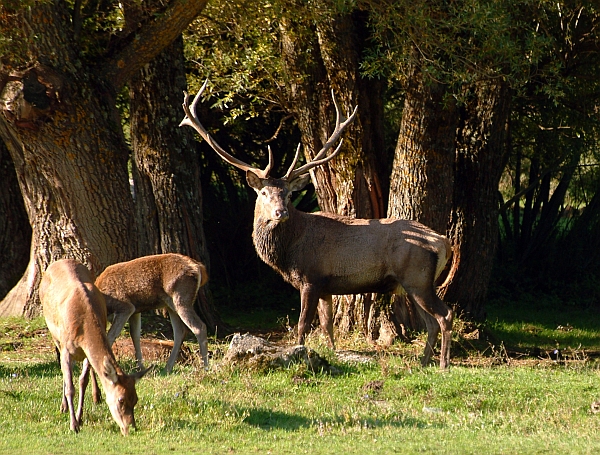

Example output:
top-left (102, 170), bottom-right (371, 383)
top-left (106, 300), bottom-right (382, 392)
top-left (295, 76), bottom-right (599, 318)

top-left (179, 80), bottom-right (358, 224)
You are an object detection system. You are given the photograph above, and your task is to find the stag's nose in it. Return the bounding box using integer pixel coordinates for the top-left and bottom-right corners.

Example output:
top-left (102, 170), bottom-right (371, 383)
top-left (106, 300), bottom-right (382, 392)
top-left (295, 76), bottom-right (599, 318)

top-left (274, 208), bottom-right (289, 221)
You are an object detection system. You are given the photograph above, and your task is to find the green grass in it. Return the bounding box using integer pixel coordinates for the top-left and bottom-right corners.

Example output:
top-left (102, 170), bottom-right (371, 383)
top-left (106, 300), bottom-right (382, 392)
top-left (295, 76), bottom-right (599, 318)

top-left (1, 308), bottom-right (600, 454)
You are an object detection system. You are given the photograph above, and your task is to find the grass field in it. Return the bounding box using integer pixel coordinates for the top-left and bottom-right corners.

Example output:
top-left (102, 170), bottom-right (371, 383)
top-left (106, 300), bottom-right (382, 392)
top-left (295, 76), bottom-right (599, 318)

top-left (0, 299), bottom-right (599, 455)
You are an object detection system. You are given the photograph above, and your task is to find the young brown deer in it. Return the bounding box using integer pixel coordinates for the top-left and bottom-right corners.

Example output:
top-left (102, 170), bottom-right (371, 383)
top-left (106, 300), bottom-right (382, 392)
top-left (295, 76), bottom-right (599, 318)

top-left (40, 259), bottom-right (147, 435)
top-left (180, 81), bottom-right (454, 369)
top-left (95, 253), bottom-right (209, 372)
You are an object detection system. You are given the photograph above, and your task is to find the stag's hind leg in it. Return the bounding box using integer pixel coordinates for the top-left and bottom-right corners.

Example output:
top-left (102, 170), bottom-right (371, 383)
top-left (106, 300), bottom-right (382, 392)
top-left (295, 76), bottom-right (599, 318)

top-left (405, 287), bottom-right (453, 369)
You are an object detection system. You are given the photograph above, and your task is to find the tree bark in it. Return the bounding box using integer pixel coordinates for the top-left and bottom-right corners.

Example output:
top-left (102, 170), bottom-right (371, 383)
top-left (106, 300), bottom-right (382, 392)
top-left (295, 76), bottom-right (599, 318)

top-left (0, 139), bottom-right (31, 300)
top-left (385, 62), bottom-right (458, 334)
top-left (442, 80), bottom-right (511, 319)
top-left (279, 10), bottom-right (388, 343)
top-left (129, 34), bottom-right (225, 335)
top-left (0, 0), bottom-right (209, 317)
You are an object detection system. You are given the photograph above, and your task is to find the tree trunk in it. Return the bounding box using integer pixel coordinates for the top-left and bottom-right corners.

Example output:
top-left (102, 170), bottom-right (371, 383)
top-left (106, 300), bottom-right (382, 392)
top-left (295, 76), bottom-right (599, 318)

top-left (442, 80), bottom-right (511, 319)
top-left (129, 35), bottom-right (225, 335)
top-left (0, 0), bottom-right (209, 317)
top-left (0, 140), bottom-right (31, 300)
top-left (279, 10), bottom-right (388, 343)
top-left (0, 52), bottom-right (136, 316)
top-left (382, 62), bottom-right (458, 336)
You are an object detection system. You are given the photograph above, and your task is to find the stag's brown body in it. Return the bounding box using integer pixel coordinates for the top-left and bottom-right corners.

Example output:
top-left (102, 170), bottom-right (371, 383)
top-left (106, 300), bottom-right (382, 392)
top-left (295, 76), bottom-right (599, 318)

top-left (254, 209), bottom-right (451, 296)
top-left (40, 259), bottom-right (146, 435)
top-left (180, 81), bottom-right (454, 369)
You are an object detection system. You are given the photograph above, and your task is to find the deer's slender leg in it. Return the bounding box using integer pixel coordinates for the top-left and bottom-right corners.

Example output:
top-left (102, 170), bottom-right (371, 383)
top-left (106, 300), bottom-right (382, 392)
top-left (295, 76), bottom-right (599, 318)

top-left (59, 349), bottom-right (79, 433)
top-left (127, 312), bottom-right (144, 370)
top-left (420, 310), bottom-right (441, 366)
top-left (165, 309), bottom-right (188, 373)
top-left (406, 287), bottom-right (453, 369)
top-left (106, 299), bottom-right (136, 347)
top-left (76, 359), bottom-right (91, 425)
top-left (171, 294), bottom-right (209, 369)
top-left (317, 295), bottom-right (335, 349)
top-left (90, 367), bottom-right (101, 404)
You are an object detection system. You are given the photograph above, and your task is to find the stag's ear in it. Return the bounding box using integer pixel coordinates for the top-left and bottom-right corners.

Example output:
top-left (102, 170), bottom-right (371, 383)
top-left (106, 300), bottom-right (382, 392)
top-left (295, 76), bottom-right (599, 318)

top-left (289, 173), bottom-right (311, 192)
top-left (246, 170), bottom-right (264, 190)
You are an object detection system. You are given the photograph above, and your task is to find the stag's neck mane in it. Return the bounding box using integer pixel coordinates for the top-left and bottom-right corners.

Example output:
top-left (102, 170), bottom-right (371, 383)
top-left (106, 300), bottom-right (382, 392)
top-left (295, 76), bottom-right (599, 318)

top-left (252, 204), bottom-right (308, 282)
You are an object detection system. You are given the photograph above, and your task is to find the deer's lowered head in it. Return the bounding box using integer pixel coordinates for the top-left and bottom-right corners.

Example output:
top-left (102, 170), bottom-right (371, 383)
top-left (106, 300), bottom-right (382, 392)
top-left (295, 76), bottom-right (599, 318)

top-left (40, 259), bottom-right (148, 435)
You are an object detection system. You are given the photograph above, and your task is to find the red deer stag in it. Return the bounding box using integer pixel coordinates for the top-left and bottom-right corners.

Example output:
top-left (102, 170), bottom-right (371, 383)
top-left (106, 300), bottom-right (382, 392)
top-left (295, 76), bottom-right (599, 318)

top-left (95, 253), bottom-right (209, 373)
top-left (40, 259), bottom-right (148, 435)
top-left (180, 81), bottom-right (454, 369)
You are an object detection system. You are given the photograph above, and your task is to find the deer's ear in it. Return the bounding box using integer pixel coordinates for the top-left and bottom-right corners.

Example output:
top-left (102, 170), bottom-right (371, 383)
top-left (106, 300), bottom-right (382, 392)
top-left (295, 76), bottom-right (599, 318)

top-left (246, 170), bottom-right (264, 190)
top-left (289, 173), bottom-right (311, 192)
top-left (103, 356), bottom-right (119, 384)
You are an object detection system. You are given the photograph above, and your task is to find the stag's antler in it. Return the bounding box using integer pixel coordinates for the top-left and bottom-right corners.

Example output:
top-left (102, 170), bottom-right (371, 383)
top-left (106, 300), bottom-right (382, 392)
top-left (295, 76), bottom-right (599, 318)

top-left (180, 81), bottom-right (358, 181)
top-left (285, 90), bottom-right (358, 181)
top-left (180, 80), bottom-right (273, 178)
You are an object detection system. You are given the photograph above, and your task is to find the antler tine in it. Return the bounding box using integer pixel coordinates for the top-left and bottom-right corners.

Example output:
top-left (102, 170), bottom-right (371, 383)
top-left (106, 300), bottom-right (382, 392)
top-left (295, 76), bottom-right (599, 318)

top-left (265, 145), bottom-right (274, 177)
top-left (287, 90), bottom-right (358, 181)
top-left (180, 80), bottom-right (271, 178)
top-left (283, 143), bottom-right (302, 179)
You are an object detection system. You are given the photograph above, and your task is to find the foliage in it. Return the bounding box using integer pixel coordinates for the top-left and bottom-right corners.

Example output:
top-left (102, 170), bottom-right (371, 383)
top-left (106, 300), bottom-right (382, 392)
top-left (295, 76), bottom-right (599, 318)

top-left (361, 0), bottom-right (554, 91)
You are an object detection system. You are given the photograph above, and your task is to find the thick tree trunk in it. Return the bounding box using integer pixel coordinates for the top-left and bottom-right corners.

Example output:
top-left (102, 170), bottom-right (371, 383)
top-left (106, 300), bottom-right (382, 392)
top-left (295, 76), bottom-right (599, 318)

top-left (129, 36), bottom-right (225, 335)
top-left (442, 81), bottom-right (511, 320)
top-left (0, 0), bottom-right (209, 317)
top-left (385, 63), bottom-right (458, 335)
top-left (0, 62), bottom-right (136, 317)
top-left (279, 10), bottom-right (387, 343)
top-left (0, 140), bottom-right (31, 300)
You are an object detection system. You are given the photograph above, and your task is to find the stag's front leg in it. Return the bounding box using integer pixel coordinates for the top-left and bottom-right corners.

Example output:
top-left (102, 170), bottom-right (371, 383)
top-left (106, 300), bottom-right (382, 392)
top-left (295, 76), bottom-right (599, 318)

top-left (317, 295), bottom-right (335, 349)
top-left (297, 285), bottom-right (320, 345)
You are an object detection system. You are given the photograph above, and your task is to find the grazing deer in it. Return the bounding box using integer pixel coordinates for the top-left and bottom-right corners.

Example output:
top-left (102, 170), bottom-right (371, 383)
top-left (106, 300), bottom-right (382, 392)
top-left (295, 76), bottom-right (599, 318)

top-left (40, 259), bottom-right (147, 435)
top-left (180, 81), bottom-right (454, 369)
top-left (95, 253), bottom-right (209, 372)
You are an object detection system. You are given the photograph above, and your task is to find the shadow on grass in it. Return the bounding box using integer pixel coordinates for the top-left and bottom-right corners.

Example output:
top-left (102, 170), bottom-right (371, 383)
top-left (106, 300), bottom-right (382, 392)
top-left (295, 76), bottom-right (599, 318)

top-left (483, 300), bottom-right (600, 353)
top-left (0, 360), bottom-right (59, 378)
top-left (241, 406), bottom-right (437, 431)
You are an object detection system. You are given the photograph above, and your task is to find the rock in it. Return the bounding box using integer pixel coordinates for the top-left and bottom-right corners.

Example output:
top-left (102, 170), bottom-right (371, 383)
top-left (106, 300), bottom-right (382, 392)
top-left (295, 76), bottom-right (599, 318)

top-left (222, 333), bottom-right (334, 373)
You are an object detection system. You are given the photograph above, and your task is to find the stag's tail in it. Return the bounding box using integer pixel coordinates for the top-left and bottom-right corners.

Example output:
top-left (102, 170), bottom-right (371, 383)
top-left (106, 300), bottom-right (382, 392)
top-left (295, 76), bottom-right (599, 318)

top-left (436, 237), bottom-right (457, 289)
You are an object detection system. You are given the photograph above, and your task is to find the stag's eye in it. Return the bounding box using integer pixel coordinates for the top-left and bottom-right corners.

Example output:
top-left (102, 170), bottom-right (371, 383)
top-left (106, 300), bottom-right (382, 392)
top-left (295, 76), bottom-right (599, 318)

top-left (260, 190), bottom-right (267, 196)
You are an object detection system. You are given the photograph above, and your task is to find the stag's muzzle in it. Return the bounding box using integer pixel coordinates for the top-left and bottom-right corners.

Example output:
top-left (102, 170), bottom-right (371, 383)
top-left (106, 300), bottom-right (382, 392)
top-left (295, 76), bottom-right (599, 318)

top-left (273, 208), bottom-right (289, 221)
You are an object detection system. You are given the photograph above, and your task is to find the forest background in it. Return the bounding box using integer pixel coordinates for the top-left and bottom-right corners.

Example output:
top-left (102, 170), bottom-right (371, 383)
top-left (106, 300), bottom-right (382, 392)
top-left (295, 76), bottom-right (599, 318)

top-left (1, 0), bottom-right (599, 348)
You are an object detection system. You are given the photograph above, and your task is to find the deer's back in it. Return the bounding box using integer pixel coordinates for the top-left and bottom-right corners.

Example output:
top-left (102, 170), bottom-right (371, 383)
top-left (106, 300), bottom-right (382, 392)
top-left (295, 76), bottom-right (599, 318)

top-left (40, 259), bottom-right (108, 361)
top-left (96, 253), bottom-right (204, 312)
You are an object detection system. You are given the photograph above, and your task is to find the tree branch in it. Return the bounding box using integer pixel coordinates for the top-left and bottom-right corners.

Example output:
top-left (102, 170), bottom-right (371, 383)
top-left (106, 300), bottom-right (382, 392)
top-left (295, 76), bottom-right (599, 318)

top-left (103, 0), bottom-right (209, 90)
